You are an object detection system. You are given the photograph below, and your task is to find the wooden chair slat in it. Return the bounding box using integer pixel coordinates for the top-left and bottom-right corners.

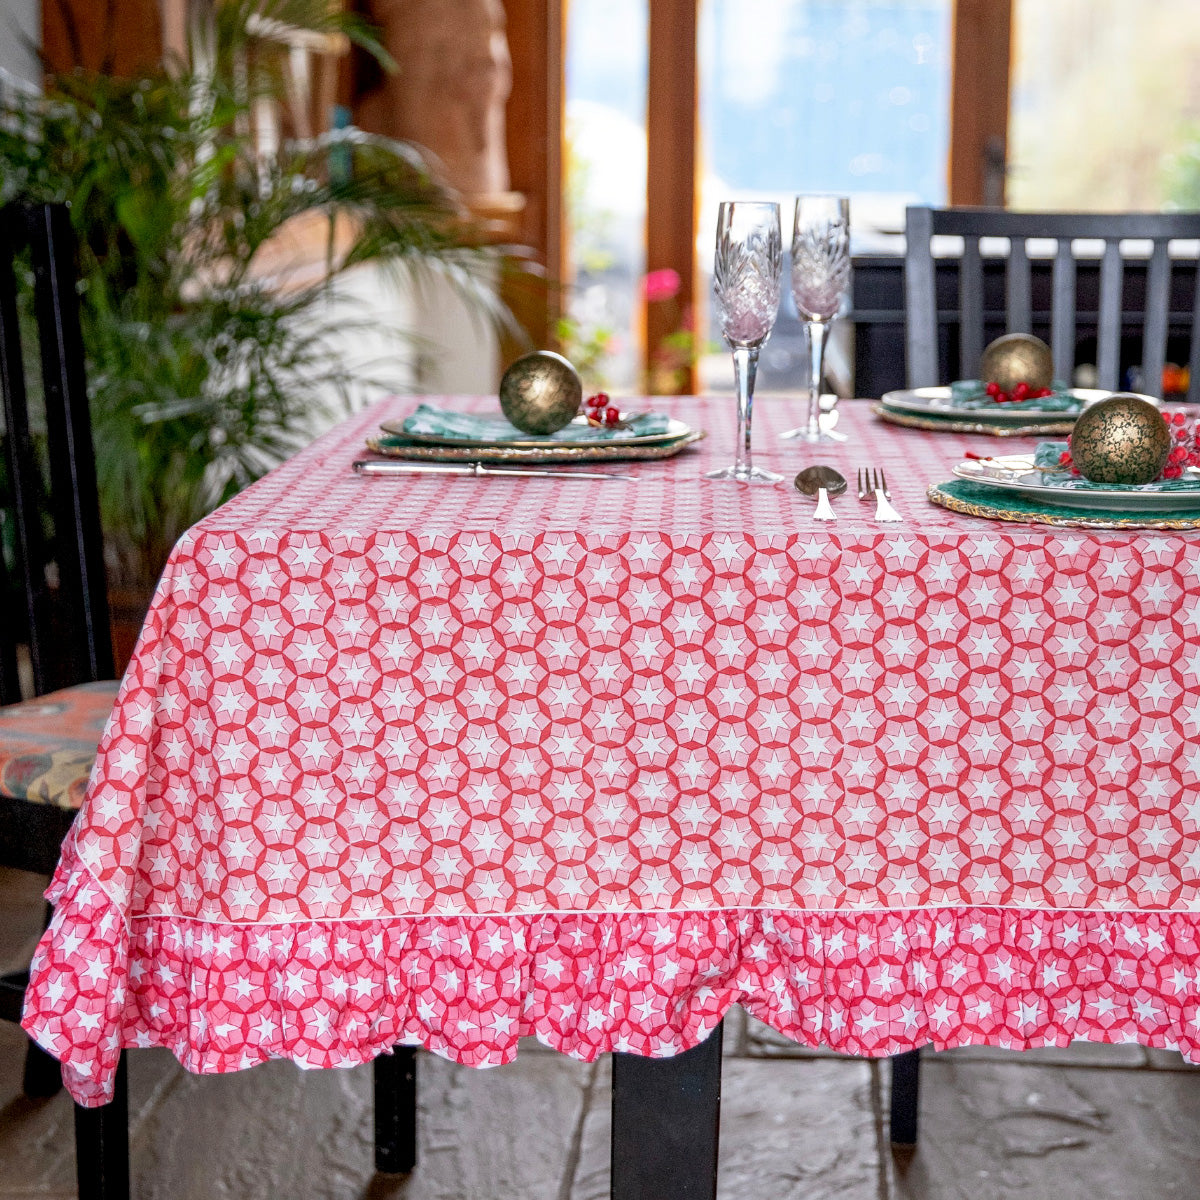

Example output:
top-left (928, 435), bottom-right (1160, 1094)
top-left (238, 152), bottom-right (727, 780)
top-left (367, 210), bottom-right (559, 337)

top-left (1141, 239), bottom-right (1171, 400)
top-left (1050, 238), bottom-right (1077, 383)
top-left (925, 209), bottom-right (1200, 240)
top-left (958, 236), bottom-right (983, 379)
top-left (1096, 239), bottom-right (1124, 392)
top-left (0, 548), bottom-right (18, 706)
top-left (1190, 261), bottom-right (1200, 407)
top-left (0, 219), bottom-right (22, 706)
top-left (903, 205), bottom-right (938, 387)
top-left (24, 205), bottom-right (113, 686)
top-left (0, 209), bottom-right (51, 697)
top-left (1005, 237), bottom-right (1032, 334)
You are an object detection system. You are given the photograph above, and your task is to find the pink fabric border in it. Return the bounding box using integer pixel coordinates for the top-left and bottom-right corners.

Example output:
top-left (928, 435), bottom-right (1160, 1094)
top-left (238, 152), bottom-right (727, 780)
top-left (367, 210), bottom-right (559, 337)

top-left (24, 845), bottom-right (1200, 1107)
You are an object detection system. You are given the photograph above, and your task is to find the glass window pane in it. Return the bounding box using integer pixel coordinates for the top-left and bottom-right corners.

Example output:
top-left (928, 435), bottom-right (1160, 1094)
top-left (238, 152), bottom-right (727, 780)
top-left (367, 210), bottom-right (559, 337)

top-left (698, 0), bottom-right (952, 391)
top-left (1009, 0), bottom-right (1200, 211)
top-left (564, 0), bottom-right (648, 393)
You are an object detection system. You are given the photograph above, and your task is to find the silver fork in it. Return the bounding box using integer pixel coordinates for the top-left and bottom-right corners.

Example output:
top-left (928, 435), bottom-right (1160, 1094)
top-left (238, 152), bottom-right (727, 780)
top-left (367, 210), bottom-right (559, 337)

top-left (857, 467), bottom-right (902, 522)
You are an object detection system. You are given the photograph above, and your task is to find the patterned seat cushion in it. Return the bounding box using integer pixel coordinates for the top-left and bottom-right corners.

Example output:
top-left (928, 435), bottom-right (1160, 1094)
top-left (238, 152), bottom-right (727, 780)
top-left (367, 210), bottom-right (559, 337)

top-left (0, 681), bottom-right (119, 809)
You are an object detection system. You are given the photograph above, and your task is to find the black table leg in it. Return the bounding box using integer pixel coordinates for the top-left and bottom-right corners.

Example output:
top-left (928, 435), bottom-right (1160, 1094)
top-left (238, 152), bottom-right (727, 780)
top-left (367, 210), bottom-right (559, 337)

top-left (889, 1048), bottom-right (921, 1146)
top-left (74, 1051), bottom-right (129, 1200)
top-left (374, 1046), bottom-right (417, 1174)
top-left (611, 1022), bottom-right (722, 1200)
top-left (22, 1037), bottom-right (64, 1097)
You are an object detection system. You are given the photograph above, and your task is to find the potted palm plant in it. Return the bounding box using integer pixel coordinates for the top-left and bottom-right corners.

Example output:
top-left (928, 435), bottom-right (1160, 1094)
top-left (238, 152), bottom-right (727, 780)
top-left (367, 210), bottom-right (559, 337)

top-left (0, 1), bottom-right (509, 664)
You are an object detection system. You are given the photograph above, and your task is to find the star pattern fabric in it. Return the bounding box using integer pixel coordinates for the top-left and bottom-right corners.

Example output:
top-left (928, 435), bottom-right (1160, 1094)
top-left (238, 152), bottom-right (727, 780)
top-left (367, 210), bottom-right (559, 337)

top-left (22, 397), bottom-right (1200, 1106)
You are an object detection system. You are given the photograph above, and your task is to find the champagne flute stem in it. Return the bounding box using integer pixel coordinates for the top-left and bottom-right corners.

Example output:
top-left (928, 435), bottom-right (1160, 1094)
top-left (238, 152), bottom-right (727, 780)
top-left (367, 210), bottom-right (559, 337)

top-left (733, 346), bottom-right (758, 476)
top-left (805, 319), bottom-right (829, 440)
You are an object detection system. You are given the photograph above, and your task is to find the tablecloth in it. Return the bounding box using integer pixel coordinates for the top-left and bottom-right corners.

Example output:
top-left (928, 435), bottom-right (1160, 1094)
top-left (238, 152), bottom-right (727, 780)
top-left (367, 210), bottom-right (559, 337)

top-left (23, 395), bottom-right (1200, 1106)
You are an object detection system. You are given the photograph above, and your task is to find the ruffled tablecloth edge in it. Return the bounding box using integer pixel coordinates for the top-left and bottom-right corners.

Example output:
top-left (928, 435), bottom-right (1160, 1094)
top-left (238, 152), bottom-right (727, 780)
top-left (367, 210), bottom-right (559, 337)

top-left (23, 846), bottom-right (1200, 1107)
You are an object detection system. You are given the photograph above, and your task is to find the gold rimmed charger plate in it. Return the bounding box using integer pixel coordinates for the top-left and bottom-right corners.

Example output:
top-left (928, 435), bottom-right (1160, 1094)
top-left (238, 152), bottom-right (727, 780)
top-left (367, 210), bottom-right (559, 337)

top-left (928, 480), bottom-right (1200, 531)
top-left (879, 386), bottom-right (1112, 424)
top-left (872, 403), bottom-right (1076, 438)
top-left (379, 415), bottom-right (694, 450)
top-left (366, 429), bottom-right (705, 465)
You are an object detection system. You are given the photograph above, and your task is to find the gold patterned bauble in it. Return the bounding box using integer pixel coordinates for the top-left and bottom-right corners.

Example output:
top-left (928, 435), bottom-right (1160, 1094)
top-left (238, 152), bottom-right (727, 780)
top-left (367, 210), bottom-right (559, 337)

top-left (979, 333), bottom-right (1054, 392)
top-left (499, 351), bottom-right (583, 435)
top-left (1069, 394), bottom-right (1170, 485)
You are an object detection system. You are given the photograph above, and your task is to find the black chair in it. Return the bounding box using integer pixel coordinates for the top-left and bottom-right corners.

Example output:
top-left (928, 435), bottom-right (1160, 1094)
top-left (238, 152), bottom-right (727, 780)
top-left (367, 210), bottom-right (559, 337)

top-left (0, 203), bottom-right (416, 1196)
top-left (904, 205), bottom-right (1200, 396)
top-left (894, 204), bottom-right (1200, 1148)
top-left (0, 201), bottom-right (131, 1200)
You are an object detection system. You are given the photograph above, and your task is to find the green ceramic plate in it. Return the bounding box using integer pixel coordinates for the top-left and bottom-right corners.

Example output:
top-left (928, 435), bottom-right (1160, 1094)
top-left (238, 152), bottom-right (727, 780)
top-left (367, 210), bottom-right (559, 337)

top-left (365, 429), bottom-right (705, 465)
top-left (951, 455), bottom-right (1200, 511)
top-left (880, 386), bottom-right (1115, 424)
top-left (929, 479), bottom-right (1200, 531)
top-left (379, 413), bottom-right (693, 449)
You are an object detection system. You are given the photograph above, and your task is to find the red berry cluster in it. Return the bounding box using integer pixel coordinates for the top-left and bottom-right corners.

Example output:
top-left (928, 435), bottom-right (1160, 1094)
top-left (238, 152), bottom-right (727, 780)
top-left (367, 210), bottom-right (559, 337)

top-left (1058, 410), bottom-right (1200, 479)
top-left (583, 392), bottom-right (621, 426)
top-left (1160, 410), bottom-right (1200, 479)
top-left (985, 380), bottom-right (1054, 403)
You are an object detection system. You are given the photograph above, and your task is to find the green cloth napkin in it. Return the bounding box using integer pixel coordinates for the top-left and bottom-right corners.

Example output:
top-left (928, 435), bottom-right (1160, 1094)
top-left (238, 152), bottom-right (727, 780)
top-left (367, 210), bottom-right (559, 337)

top-left (399, 403), bottom-right (673, 442)
top-left (1033, 441), bottom-right (1200, 491)
top-left (949, 379), bottom-right (1080, 413)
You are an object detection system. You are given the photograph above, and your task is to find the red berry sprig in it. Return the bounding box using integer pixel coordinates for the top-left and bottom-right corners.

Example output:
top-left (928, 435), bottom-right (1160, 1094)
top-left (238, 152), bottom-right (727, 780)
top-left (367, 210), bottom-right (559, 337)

top-left (1159, 409), bottom-right (1200, 479)
top-left (985, 380), bottom-right (1054, 404)
top-left (583, 392), bottom-right (621, 426)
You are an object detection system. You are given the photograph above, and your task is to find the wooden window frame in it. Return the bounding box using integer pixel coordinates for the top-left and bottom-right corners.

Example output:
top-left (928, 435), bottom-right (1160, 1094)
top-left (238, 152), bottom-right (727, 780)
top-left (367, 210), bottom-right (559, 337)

top-left (344, 0), bottom-right (1010, 392)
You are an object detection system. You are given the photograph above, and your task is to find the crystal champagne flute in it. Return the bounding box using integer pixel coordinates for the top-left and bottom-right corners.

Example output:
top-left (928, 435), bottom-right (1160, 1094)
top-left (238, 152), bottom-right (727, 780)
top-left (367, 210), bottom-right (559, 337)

top-left (781, 196), bottom-right (850, 442)
top-left (706, 201), bottom-right (783, 483)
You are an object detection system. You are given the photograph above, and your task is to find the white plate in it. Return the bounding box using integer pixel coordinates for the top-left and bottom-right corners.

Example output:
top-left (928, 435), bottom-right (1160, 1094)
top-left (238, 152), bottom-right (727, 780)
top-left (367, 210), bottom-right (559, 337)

top-left (880, 387), bottom-right (1131, 424)
top-left (380, 414), bottom-right (694, 449)
top-left (952, 455), bottom-right (1200, 511)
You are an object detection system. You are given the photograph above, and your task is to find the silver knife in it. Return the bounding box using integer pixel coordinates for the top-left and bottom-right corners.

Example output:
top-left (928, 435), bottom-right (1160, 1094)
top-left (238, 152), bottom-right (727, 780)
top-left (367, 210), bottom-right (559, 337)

top-left (353, 460), bottom-right (635, 481)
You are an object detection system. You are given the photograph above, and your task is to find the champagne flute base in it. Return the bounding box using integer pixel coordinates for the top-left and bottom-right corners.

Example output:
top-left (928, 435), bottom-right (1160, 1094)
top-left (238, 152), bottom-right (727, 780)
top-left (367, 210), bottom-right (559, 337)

top-left (778, 427), bottom-right (846, 443)
top-left (704, 463), bottom-right (783, 484)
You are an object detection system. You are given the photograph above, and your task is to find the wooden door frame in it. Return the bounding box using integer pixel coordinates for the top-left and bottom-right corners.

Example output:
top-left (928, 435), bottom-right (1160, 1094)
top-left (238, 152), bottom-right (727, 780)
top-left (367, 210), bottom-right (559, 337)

top-left (503, 0), bottom-right (567, 349)
top-left (948, 0), bottom-right (1013, 206)
top-left (645, 0), bottom-right (700, 394)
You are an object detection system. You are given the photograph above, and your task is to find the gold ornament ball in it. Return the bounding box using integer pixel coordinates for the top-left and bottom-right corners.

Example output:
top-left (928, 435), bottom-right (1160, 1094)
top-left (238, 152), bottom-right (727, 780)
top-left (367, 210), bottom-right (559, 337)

top-left (1069, 394), bottom-right (1170, 485)
top-left (499, 351), bottom-right (583, 435)
top-left (979, 333), bottom-right (1054, 393)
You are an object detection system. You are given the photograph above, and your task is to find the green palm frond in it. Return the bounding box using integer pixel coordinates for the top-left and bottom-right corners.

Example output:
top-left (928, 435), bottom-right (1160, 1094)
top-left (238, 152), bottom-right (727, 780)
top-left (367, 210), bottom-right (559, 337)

top-left (0, 2), bottom-right (525, 588)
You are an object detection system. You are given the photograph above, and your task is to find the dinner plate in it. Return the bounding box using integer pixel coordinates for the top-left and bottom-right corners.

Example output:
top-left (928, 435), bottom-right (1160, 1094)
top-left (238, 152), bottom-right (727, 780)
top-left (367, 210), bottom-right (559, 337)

top-left (365, 429), bottom-right (705, 465)
top-left (951, 454), bottom-right (1200, 511)
top-left (379, 414), bottom-right (695, 449)
top-left (880, 386), bottom-right (1124, 424)
top-left (930, 480), bottom-right (1200, 531)
top-left (871, 403), bottom-right (1077, 438)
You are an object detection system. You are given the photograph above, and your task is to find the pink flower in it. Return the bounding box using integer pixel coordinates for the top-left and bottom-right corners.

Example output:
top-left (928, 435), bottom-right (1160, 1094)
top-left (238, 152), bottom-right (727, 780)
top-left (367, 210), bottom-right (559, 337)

top-left (642, 268), bottom-right (681, 303)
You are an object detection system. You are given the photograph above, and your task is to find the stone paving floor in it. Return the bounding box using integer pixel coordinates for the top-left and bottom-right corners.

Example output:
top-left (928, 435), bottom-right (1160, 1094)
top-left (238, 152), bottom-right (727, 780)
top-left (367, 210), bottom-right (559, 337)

top-left (3, 865), bottom-right (1199, 1199)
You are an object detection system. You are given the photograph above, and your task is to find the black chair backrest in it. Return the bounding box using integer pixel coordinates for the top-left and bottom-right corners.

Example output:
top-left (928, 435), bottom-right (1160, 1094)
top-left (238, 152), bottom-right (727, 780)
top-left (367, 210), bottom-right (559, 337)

top-left (904, 206), bottom-right (1200, 400)
top-left (0, 203), bottom-right (111, 705)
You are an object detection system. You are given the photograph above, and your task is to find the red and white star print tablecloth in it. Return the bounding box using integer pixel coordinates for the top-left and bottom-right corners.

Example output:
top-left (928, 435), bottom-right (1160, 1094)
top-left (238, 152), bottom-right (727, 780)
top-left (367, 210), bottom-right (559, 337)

top-left (23, 396), bottom-right (1200, 1106)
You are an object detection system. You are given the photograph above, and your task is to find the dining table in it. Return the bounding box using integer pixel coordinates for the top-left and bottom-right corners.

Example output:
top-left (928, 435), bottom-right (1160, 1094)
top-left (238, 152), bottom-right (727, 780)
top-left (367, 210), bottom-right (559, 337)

top-left (21, 393), bottom-right (1200, 1199)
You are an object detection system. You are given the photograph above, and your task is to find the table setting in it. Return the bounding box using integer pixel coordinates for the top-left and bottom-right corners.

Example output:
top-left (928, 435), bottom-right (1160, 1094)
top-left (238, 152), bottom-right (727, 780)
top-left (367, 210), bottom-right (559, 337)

top-left (18, 194), bottom-right (1200, 1200)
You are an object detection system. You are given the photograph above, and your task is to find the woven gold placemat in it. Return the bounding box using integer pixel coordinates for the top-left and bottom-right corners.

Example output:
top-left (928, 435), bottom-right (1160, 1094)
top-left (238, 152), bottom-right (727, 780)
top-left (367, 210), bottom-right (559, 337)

top-left (928, 479), bottom-right (1200, 531)
top-left (873, 404), bottom-right (1075, 438)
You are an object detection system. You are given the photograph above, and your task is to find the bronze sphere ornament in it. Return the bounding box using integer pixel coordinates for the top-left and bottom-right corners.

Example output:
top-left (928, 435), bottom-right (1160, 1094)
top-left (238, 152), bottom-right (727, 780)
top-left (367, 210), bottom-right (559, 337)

top-left (1069, 394), bottom-right (1171, 485)
top-left (498, 351), bottom-right (583, 435)
top-left (979, 333), bottom-right (1054, 393)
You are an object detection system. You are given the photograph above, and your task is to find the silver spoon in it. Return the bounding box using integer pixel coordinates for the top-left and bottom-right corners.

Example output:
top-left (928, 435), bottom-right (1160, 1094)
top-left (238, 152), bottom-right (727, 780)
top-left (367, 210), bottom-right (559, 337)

top-left (794, 465), bottom-right (846, 521)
